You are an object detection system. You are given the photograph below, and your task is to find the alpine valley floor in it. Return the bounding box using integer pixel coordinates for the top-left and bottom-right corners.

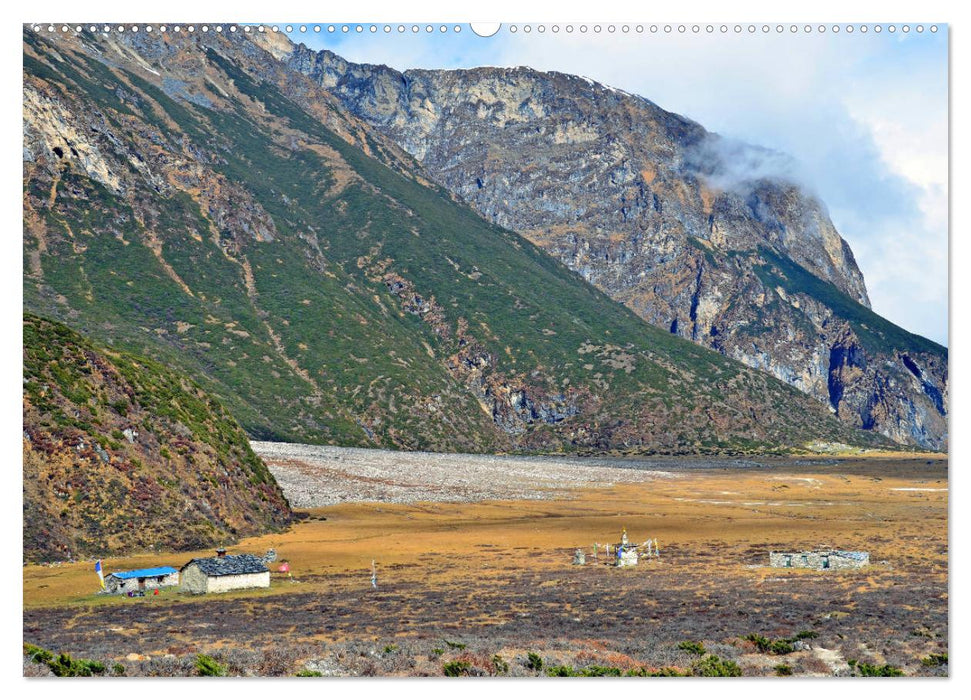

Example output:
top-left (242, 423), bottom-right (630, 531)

top-left (23, 448), bottom-right (948, 677)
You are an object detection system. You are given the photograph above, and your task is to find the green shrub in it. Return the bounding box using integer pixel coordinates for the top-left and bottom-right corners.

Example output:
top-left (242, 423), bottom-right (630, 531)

top-left (444, 640), bottom-right (466, 650)
top-left (775, 664), bottom-right (793, 676)
top-left (544, 665), bottom-right (624, 677)
top-left (491, 654), bottom-right (509, 675)
top-left (77, 659), bottom-right (107, 676)
top-left (626, 666), bottom-right (690, 677)
top-left (432, 648), bottom-right (445, 656)
top-left (23, 643), bottom-right (106, 676)
top-left (47, 653), bottom-right (106, 677)
top-left (526, 652), bottom-right (544, 671)
top-left (647, 667), bottom-right (689, 677)
top-left (112, 663), bottom-right (126, 676)
top-left (580, 665), bottom-right (622, 677)
top-left (794, 630), bottom-right (818, 640)
top-left (677, 640), bottom-right (706, 656)
top-left (854, 662), bottom-right (904, 677)
top-left (744, 633), bottom-right (794, 655)
top-left (23, 643), bottom-right (53, 664)
top-left (443, 660), bottom-right (472, 677)
top-left (692, 655), bottom-right (742, 677)
top-left (920, 653), bottom-right (948, 667)
top-left (295, 669), bottom-right (323, 677)
top-left (744, 634), bottom-right (770, 652)
top-left (195, 654), bottom-right (226, 677)
top-left (383, 644), bottom-right (399, 655)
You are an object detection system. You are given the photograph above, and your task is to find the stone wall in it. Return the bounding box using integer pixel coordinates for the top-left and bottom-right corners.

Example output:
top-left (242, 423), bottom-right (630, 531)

top-left (769, 551), bottom-right (869, 570)
top-left (179, 564), bottom-right (210, 594)
top-left (206, 571), bottom-right (270, 593)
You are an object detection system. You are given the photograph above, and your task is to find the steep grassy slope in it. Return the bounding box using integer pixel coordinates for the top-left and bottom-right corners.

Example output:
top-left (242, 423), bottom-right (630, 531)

top-left (22, 27), bottom-right (890, 454)
top-left (23, 314), bottom-right (291, 562)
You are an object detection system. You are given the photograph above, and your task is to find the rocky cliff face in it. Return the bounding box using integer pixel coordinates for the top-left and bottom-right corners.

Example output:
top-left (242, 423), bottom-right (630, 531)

top-left (281, 45), bottom-right (947, 451)
top-left (23, 314), bottom-right (291, 562)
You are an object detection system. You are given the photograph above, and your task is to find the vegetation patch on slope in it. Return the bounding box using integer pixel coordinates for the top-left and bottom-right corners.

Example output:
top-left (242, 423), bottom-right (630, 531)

top-left (755, 248), bottom-right (945, 357)
top-left (23, 313), bottom-right (291, 562)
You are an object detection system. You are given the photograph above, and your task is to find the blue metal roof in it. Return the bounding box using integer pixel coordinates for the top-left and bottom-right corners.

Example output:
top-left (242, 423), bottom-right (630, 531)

top-left (107, 566), bottom-right (178, 580)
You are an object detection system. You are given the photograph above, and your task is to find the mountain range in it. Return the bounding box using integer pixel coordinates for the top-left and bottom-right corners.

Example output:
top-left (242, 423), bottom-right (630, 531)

top-left (23, 25), bottom-right (940, 458)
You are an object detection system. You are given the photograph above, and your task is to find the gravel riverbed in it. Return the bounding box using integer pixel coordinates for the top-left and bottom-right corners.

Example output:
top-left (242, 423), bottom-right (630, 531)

top-left (250, 442), bottom-right (711, 507)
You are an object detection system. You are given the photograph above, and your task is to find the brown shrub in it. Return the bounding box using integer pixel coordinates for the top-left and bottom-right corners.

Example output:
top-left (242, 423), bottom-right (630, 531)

top-left (796, 654), bottom-right (836, 676)
top-left (255, 648), bottom-right (296, 676)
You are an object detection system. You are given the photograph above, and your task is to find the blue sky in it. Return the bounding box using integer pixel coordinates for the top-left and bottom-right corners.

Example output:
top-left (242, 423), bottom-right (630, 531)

top-left (289, 24), bottom-right (949, 345)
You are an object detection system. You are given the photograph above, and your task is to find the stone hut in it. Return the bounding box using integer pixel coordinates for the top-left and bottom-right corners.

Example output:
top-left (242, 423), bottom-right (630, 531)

top-left (104, 566), bottom-right (179, 594)
top-left (180, 550), bottom-right (271, 594)
top-left (769, 550), bottom-right (869, 570)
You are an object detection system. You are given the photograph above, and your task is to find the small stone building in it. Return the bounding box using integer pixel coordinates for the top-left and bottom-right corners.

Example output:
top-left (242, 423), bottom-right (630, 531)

top-left (769, 550), bottom-right (869, 570)
top-left (104, 566), bottom-right (179, 594)
top-left (180, 551), bottom-right (271, 594)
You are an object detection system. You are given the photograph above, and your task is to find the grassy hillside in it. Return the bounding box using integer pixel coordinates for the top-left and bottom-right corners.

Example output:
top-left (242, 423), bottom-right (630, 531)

top-left (23, 313), bottom-right (291, 562)
top-left (22, 28), bottom-right (890, 454)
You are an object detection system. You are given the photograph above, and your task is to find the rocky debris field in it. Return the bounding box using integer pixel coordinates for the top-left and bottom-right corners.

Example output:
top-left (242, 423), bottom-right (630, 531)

top-left (253, 441), bottom-right (689, 507)
top-left (253, 442), bottom-right (944, 508)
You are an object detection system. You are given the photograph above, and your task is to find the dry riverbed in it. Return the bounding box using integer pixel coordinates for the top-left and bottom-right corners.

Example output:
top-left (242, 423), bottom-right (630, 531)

top-left (252, 441), bottom-right (690, 506)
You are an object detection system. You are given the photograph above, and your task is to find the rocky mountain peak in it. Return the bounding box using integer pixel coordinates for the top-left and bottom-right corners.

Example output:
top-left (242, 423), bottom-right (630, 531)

top-left (282, 44), bottom-right (869, 305)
